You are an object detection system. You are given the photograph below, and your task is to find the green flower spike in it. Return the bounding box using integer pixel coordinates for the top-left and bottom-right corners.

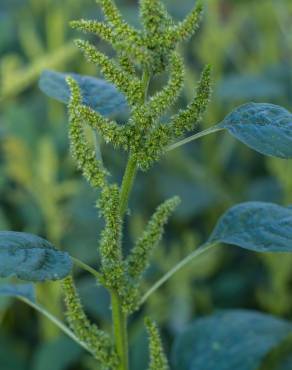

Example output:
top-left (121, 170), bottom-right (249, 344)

top-left (170, 63), bottom-right (212, 136)
top-left (98, 184), bottom-right (126, 292)
top-left (126, 196), bottom-right (180, 282)
top-left (71, 19), bottom-right (150, 68)
top-left (140, 0), bottom-right (174, 41)
top-left (145, 318), bottom-right (169, 370)
top-left (62, 276), bottom-right (117, 369)
top-left (67, 77), bottom-right (108, 190)
top-left (135, 64), bottom-right (212, 168)
top-left (170, 1), bottom-right (203, 43)
top-left (145, 51), bottom-right (185, 122)
top-left (119, 196), bottom-right (180, 314)
top-left (74, 39), bottom-right (143, 107)
top-left (98, 0), bottom-right (140, 41)
top-left (70, 19), bottom-right (115, 43)
top-left (140, 0), bottom-right (203, 74)
top-left (77, 104), bottom-right (128, 149)
top-left (128, 52), bottom-right (184, 166)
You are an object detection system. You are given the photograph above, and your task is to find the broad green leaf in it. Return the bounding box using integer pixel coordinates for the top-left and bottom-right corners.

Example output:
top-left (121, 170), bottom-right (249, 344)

top-left (172, 310), bottom-right (292, 370)
top-left (209, 202), bottom-right (292, 252)
top-left (219, 103), bottom-right (292, 158)
top-left (39, 70), bottom-right (128, 116)
top-left (0, 231), bottom-right (72, 281)
top-left (0, 283), bottom-right (35, 302)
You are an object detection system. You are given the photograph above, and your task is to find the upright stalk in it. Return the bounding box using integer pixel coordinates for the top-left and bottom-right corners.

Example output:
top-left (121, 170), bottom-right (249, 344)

top-left (110, 156), bottom-right (137, 370)
top-left (110, 70), bottom-right (151, 370)
top-left (111, 291), bottom-right (129, 370)
top-left (119, 155), bottom-right (138, 217)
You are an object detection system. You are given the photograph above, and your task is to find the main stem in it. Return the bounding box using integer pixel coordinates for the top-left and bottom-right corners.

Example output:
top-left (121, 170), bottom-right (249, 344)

top-left (111, 291), bottom-right (129, 370)
top-left (110, 156), bottom-right (136, 370)
top-left (110, 70), bottom-right (151, 370)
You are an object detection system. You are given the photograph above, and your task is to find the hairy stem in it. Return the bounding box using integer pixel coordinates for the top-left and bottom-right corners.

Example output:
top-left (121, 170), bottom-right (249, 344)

top-left (111, 152), bottom-right (137, 370)
top-left (110, 70), bottom-right (151, 370)
top-left (111, 292), bottom-right (129, 370)
top-left (119, 155), bottom-right (138, 217)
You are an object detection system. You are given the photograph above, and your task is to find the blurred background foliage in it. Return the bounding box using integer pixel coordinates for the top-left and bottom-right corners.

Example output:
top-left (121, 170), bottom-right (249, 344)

top-left (1, 0), bottom-right (292, 369)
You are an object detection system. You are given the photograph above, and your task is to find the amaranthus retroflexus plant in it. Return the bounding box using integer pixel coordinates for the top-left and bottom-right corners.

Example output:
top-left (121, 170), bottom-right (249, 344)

top-left (62, 1), bottom-right (209, 368)
top-left (2, 1), bottom-right (292, 370)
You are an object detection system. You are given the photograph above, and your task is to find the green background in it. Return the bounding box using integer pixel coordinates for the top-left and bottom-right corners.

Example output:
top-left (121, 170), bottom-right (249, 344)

top-left (1, 0), bottom-right (292, 369)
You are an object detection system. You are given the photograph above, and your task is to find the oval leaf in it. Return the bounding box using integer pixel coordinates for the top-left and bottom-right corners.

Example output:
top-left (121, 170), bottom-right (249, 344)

top-left (172, 310), bottom-right (292, 370)
top-left (39, 70), bottom-right (128, 116)
top-left (219, 103), bottom-right (292, 158)
top-left (0, 283), bottom-right (35, 302)
top-left (209, 202), bottom-right (292, 252)
top-left (0, 231), bottom-right (72, 281)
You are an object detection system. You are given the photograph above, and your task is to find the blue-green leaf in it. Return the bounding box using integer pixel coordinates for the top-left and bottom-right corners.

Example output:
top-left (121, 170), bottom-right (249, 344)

top-left (0, 231), bottom-right (72, 281)
top-left (0, 283), bottom-right (35, 302)
top-left (208, 202), bottom-right (292, 252)
top-left (172, 310), bottom-right (292, 370)
top-left (219, 103), bottom-right (292, 158)
top-left (39, 70), bottom-right (128, 116)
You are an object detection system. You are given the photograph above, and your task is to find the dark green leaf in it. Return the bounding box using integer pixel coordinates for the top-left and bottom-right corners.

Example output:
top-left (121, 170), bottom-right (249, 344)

top-left (0, 283), bottom-right (35, 302)
top-left (39, 70), bottom-right (128, 116)
top-left (209, 202), bottom-right (292, 252)
top-left (172, 310), bottom-right (292, 370)
top-left (219, 103), bottom-right (292, 158)
top-left (0, 231), bottom-right (72, 281)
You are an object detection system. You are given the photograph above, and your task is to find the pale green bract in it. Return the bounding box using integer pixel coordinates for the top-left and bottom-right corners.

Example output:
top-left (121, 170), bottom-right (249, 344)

top-left (208, 201), bottom-right (292, 252)
top-left (0, 231), bottom-right (72, 281)
top-left (172, 310), bottom-right (292, 370)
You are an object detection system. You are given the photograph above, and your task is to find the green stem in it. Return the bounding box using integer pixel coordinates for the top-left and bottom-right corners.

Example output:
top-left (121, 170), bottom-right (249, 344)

top-left (111, 292), bottom-right (129, 370)
top-left (111, 69), bottom-right (151, 370)
top-left (111, 155), bottom-right (137, 370)
top-left (140, 242), bottom-right (217, 305)
top-left (18, 297), bottom-right (92, 355)
top-left (72, 257), bottom-right (102, 280)
top-left (119, 155), bottom-right (138, 217)
top-left (111, 155), bottom-right (137, 369)
top-left (166, 125), bottom-right (223, 152)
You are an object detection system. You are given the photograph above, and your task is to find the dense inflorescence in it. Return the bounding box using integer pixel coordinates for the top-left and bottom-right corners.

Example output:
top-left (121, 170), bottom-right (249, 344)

top-left (68, 0), bottom-right (211, 170)
top-left (62, 276), bottom-right (118, 369)
top-left (62, 0), bottom-right (212, 369)
top-left (145, 318), bottom-right (170, 370)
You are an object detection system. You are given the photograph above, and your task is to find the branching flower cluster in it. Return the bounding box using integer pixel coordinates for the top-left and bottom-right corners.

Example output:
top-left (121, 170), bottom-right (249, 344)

top-left (62, 0), bottom-right (212, 369)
